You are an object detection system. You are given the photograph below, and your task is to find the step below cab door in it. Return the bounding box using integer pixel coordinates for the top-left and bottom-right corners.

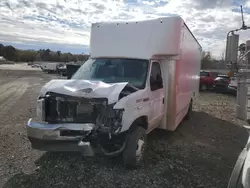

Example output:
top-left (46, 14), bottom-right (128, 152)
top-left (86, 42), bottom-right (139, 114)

top-left (148, 61), bottom-right (165, 131)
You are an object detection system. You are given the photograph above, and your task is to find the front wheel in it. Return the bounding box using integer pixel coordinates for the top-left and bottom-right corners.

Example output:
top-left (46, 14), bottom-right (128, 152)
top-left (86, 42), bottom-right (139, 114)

top-left (122, 126), bottom-right (146, 169)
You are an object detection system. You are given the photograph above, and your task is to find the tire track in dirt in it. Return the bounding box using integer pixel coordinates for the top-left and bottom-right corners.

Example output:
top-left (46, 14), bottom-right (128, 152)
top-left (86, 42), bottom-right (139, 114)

top-left (0, 84), bottom-right (22, 105)
top-left (0, 80), bottom-right (29, 117)
top-left (0, 78), bottom-right (19, 86)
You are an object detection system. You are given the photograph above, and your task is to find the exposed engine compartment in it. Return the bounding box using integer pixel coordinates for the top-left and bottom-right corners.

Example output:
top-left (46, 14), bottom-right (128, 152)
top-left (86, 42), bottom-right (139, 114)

top-left (40, 92), bottom-right (124, 133)
top-left (34, 83), bottom-right (139, 156)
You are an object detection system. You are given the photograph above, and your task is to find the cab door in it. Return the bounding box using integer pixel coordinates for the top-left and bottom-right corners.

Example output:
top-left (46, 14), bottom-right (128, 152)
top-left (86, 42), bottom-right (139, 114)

top-left (148, 61), bottom-right (165, 131)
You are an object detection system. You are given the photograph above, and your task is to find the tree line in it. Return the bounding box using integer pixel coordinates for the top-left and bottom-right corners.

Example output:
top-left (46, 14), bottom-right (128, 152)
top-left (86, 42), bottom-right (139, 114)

top-left (0, 44), bottom-right (90, 63)
top-left (0, 43), bottom-right (225, 69)
top-left (201, 51), bottom-right (215, 69)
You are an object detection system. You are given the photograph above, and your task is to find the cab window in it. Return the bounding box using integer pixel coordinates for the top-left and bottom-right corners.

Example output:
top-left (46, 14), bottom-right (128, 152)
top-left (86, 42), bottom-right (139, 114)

top-left (150, 62), bottom-right (163, 91)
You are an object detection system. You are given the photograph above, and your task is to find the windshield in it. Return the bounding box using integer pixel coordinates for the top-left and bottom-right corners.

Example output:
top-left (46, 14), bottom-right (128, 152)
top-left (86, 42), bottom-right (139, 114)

top-left (71, 58), bottom-right (149, 89)
top-left (215, 75), bottom-right (230, 80)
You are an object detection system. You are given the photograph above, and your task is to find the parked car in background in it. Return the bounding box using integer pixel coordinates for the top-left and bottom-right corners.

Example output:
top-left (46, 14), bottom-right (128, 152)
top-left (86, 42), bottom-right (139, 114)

top-left (199, 70), bottom-right (219, 91)
top-left (228, 76), bottom-right (238, 95)
top-left (31, 64), bottom-right (40, 68)
top-left (227, 125), bottom-right (250, 188)
top-left (57, 63), bottom-right (67, 76)
top-left (40, 63), bottom-right (58, 73)
top-left (213, 75), bottom-right (237, 95)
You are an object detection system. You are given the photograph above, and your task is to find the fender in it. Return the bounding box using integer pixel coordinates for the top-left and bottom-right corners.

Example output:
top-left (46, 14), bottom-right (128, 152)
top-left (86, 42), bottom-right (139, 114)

top-left (114, 88), bottom-right (150, 132)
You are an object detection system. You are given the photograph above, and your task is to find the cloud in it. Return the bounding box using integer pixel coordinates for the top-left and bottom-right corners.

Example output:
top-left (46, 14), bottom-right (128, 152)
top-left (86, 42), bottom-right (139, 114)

top-left (156, 0), bottom-right (250, 56)
top-left (0, 0), bottom-right (250, 58)
top-left (192, 0), bottom-right (233, 9)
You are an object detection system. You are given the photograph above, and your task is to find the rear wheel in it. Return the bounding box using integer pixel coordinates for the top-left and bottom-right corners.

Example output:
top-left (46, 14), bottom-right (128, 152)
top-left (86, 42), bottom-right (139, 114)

top-left (184, 100), bottom-right (193, 120)
top-left (122, 125), bottom-right (146, 169)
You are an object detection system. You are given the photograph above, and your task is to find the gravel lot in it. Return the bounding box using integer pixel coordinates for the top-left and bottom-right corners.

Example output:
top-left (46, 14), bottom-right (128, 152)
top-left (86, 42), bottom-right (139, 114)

top-left (0, 63), bottom-right (41, 71)
top-left (0, 69), bottom-right (248, 188)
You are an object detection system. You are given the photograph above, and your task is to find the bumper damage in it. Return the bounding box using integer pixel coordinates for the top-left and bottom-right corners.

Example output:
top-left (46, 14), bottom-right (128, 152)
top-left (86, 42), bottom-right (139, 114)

top-left (27, 118), bottom-right (95, 156)
top-left (27, 118), bottom-right (126, 156)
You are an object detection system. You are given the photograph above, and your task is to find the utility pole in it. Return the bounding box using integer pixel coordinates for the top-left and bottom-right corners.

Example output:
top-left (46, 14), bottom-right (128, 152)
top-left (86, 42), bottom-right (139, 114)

top-left (225, 5), bottom-right (250, 75)
top-left (228, 6), bottom-right (250, 120)
top-left (226, 6), bottom-right (250, 188)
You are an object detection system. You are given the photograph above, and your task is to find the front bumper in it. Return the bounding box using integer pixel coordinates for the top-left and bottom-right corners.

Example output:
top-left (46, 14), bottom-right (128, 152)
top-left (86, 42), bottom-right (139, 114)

top-left (228, 86), bottom-right (237, 94)
top-left (27, 118), bottom-right (96, 155)
top-left (213, 85), bottom-right (237, 95)
top-left (213, 84), bottom-right (228, 89)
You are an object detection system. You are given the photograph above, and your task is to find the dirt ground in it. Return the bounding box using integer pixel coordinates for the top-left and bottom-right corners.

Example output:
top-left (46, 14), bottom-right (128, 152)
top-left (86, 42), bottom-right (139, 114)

top-left (0, 69), bottom-right (248, 188)
top-left (0, 63), bottom-right (41, 71)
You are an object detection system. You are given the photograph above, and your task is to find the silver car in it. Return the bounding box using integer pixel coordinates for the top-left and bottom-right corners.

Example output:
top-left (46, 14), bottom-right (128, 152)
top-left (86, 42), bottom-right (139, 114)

top-left (227, 126), bottom-right (250, 188)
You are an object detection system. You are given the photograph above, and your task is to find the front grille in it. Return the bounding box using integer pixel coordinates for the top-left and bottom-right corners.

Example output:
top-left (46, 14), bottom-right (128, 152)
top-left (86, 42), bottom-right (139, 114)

top-left (214, 85), bottom-right (227, 88)
top-left (44, 92), bottom-right (106, 123)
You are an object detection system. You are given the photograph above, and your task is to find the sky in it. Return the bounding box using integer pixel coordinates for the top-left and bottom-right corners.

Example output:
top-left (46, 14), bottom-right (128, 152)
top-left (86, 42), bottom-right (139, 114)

top-left (1, 0), bottom-right (250, 58)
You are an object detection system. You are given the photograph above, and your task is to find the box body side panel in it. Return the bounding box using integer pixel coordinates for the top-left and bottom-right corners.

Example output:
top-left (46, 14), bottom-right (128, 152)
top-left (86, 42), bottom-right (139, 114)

top-left (90, 17), bottom-right (183, 59)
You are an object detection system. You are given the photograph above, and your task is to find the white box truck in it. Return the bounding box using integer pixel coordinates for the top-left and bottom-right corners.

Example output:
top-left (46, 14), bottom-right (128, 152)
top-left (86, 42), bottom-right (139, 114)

top-left (40, 62), bottom-right (60, 73)
top-left (26, 16), bottom-right (202, 168)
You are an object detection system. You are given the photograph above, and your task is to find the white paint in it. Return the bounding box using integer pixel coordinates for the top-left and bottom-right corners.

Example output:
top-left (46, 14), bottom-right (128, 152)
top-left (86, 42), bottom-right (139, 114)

top-left (174, 23), bottom-right (201, 130)
top-left (90, 16), bottom-right (187, 59)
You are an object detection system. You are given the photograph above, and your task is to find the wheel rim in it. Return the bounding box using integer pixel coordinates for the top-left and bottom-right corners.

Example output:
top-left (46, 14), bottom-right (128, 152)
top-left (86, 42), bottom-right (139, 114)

top-left (136, 135), bottom-right (145, 161)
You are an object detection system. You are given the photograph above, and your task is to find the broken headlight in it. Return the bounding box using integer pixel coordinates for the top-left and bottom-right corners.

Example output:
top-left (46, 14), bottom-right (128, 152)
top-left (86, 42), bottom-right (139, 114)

top-left (96, 104), bottom-right (124, 133)
top-left (36, 98), bottom-right (45, 121)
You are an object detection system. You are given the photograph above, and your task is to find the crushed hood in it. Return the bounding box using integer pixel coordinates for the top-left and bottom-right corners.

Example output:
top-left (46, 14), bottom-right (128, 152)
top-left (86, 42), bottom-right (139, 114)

top-left (40, 79), bottom-right (129, 104)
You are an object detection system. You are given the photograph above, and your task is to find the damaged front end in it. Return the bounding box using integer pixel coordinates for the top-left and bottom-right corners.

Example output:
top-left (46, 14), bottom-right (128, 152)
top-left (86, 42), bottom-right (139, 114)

top-left (27, 91), bottom-right (127, 156)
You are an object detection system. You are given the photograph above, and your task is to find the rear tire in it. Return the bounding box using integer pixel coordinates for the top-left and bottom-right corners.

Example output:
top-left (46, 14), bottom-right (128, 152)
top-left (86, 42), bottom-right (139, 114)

top-left (184, 100), bottom-right (193, 120)
top-left (122, 125), bottom-right (146, 169)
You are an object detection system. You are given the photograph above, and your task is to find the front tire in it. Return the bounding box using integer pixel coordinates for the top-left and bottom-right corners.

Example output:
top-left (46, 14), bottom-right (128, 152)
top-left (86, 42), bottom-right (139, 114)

top-left (122, 126), bottom-right (146, 169)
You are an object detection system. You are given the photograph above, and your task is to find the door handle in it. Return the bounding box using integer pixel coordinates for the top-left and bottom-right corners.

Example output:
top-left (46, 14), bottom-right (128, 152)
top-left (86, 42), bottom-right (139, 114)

top-left (162, 98), bottom-right (164, 104)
